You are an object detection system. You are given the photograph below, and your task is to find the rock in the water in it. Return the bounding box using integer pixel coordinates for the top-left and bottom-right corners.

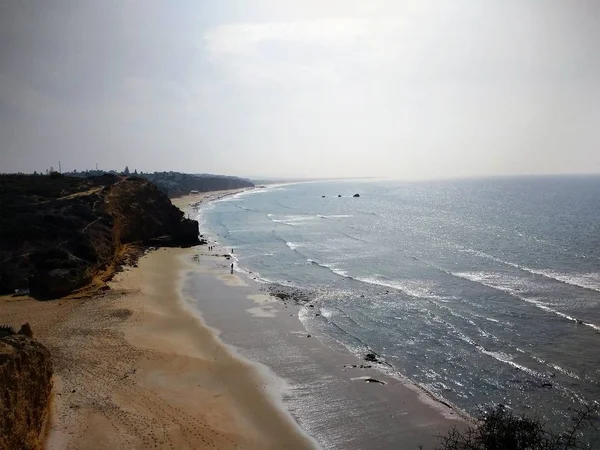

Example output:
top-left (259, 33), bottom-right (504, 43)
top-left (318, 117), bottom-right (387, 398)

top-left (364, 353), bottom-right (378, 362)
top-left (0, 335), bottom-right (53, 450)
top-left (338, 194), bottom-right (342, 197)
top-left (353, 193), bottom-right (360, 197)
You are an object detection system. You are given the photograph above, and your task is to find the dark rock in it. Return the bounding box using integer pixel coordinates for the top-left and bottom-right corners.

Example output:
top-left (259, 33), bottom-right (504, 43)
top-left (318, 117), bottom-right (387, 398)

top-left (267, 284), bottom-right (314, 305)
top-left (338, 194), bottom-right (342, 197)
top-left (353, 193), bottom-right (360, 197)
top-left (364, 353), bottom-right (378, 362)
top-left (18, 322), bottom-right (33, 338)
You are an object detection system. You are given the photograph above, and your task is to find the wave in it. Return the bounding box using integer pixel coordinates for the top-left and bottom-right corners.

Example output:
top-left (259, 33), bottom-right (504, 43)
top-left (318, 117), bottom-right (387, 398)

top-left (529, 355), bottom-right (581, 380)
top-left (525, 269), bottom-right (600, 292)
top-left (337, 230), bottom-right (370, 244)
top-left (285, 241), bottom-right (303, 251)
top-left (307, 259), bottom-right (350, 278)
top-left (454, 271), bottom-right (600, 331)
top-left (460, 248), bottom-right (600, 293)
top-left (354, 276), bottom-right (453, 302)
top-left (428, 313), bottom-right (547, 379)
top-left (234, 204), bottom-right (261, 213)
top-left (317, 214), bottom-right (353, 219)
top-left (267, 214), bottom-right (318, 227)
top-left (268, 218), bottom-right (300, 228)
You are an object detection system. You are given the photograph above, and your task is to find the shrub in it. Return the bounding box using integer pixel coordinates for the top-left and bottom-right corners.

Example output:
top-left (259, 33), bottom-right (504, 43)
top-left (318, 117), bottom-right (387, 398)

top-left (434, 405), bottom-right (598, 450)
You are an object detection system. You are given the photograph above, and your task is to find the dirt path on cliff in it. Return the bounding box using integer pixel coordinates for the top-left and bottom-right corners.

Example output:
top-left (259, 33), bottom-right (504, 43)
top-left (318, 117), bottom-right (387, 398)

top-left (0, 247), bottom-right (316, 450)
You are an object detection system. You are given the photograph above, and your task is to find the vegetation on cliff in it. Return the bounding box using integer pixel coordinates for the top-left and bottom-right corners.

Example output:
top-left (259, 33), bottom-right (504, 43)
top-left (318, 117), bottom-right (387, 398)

top-left (0, 174), bottom-right (200, 299)
top-left (0, 332), bottom-right (52, 450)
top-left (60, 169), bottom-right (254, 198)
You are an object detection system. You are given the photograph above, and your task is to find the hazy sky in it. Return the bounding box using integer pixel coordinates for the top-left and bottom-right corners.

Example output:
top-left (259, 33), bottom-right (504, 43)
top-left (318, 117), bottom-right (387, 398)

top-left (1, 1), bottom-right (599, 179)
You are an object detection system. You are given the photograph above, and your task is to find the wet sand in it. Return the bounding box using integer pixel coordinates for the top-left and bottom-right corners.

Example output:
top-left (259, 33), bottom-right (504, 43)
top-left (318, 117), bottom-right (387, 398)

top-left (180, 246), bottom-right (466, 449)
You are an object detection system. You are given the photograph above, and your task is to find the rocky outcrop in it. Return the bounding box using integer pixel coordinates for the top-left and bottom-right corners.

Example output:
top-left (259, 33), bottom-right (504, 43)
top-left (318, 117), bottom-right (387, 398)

top-left (0, 174), bottom-right (200, 298)
top-left (0, 334), bottom-right (53, 450)
top-left (353, 193), bottom-right (360, 197)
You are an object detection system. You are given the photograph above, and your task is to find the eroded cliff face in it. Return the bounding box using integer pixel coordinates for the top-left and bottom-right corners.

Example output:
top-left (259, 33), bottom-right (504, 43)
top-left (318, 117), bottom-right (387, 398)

top-left (0, 335), bottom-right (53, 450)
top-left (0, 174), bottom-right (200, 298)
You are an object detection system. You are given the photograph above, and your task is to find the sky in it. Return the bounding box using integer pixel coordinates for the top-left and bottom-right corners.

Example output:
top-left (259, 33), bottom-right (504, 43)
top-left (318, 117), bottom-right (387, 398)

top-left (0, 1), bottom-right (599, 179)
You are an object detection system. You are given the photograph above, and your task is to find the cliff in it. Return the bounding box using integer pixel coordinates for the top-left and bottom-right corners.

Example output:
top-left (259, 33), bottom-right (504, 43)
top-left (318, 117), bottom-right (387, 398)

top-left (137, 172), bottom-right (255, 198)
top-left (0, 174), bottom-right (200, 299)
top-left (0, 333), bottom-right (53, 450)
top-left (63, 170), bottom-right (255, 198)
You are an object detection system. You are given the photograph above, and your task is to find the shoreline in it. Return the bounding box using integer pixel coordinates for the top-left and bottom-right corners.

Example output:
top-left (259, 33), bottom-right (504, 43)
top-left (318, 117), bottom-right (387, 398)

top-left (176, 190), bottom-right (471, 421)
top-left (2, 246), bottom-right (318, 449)
top-left (174, 191), bottom-right (467, 448)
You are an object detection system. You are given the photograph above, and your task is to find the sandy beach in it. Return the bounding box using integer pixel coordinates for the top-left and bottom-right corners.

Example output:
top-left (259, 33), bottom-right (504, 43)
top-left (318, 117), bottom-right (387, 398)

top-left (0, 189), bottom-right (464, 449)
top-left (1, 248), bottom-right (317, 449)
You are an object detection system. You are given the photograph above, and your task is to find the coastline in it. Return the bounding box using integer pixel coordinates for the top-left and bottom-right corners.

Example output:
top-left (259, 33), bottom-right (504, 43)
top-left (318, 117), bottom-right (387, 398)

top-left (174, 191), bottom-right (467, 448)
top-left (0, 188), bottom-right (464, 449)
top-left (1, 244), bottom-right (317, 449)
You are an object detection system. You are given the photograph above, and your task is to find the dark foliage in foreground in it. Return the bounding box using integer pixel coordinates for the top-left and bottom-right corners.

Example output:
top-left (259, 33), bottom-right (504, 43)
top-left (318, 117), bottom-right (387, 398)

top-left (433, 405), bottom-right (599, 450)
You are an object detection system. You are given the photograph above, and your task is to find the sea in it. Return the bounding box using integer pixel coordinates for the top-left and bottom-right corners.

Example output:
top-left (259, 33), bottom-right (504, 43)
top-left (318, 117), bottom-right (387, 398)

top-left (196, 176), bottom-right (600, 443)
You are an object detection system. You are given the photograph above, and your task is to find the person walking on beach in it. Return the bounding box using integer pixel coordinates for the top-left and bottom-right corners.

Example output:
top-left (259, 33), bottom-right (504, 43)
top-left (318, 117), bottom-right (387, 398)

top-left (230, 263), bottom-right (234, 274)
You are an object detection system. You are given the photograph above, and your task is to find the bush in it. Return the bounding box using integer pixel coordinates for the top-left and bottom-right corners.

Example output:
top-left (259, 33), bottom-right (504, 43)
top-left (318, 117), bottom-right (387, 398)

top-left (434, 405), bottom-right (598, 450)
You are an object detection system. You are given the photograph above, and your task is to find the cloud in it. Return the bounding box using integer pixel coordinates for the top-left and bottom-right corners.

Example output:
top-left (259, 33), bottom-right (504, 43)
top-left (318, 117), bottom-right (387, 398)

top-left (203, 18), bottom-right (379, 84)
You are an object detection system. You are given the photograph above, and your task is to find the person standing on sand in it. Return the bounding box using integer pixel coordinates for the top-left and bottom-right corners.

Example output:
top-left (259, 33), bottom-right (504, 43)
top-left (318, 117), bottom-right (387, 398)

top-left (230, 263), bottom-right (234, 274)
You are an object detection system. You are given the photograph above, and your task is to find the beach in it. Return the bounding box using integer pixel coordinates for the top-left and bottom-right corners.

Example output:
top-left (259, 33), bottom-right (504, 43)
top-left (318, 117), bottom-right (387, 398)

top-left (0, 189), bottom-right (464, 449)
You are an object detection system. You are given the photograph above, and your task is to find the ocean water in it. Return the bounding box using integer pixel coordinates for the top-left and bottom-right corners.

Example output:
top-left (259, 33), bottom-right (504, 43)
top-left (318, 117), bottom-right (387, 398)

top-left (198, 176), bottom-right (600, 440)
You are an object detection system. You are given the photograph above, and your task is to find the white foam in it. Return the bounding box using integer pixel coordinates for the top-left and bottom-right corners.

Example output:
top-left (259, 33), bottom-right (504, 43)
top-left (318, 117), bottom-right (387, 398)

top-left (286, 241), bottom-right (303, 251)
top-left (454, 271), bottom-right (600, 330)
top-left (317, 214), bottom-right (353, 219)
top-left (461, 248), bottom-right (600, 292)
top-left (319, 262), bottom-right (349, 277)
top-left (527, 269), bottom-right (600, 292)
top-left (355, 276), bottom-right (449, 301)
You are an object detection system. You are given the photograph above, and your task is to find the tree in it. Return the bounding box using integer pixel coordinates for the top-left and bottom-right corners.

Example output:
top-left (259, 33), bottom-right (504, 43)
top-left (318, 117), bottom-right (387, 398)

top-left (123, 166), bottom-right (130, 175)
top-left (133, 169), bottom-right (138, 175)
